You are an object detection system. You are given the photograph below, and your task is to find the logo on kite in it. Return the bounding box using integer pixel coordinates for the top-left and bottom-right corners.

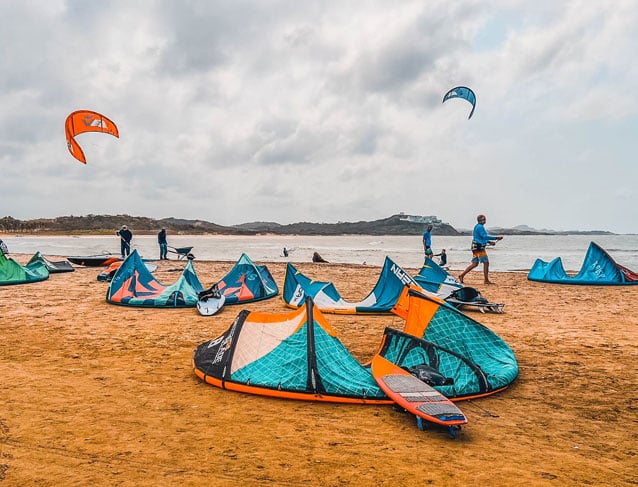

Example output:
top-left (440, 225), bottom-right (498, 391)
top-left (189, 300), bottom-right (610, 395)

top-left (442, 86), bottom-right (476, 119)
top-left (65, 110), bottom-right (119, 164)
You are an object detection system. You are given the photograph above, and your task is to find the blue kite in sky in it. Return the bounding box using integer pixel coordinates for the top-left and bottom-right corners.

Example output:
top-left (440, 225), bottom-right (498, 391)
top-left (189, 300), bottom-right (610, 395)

top-left (442, 86), bottom-right (476, 119)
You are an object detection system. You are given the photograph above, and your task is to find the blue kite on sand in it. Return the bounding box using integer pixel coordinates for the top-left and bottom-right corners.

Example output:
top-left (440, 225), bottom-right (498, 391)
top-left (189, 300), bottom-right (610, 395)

top-left (107, 250), bottom-right (204, 307)
top-left (211, 253), bottom-right (278, 304)
top-left (527, 241), bottom-right (638, 285)
top-left (282, 256), bottom-right (418, 314)
top-left (0, 250), bottom-right (49, 286)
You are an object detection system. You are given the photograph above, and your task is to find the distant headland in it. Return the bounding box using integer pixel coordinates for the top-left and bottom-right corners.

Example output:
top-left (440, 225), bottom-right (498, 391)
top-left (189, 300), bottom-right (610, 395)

top-left (0, 214), bottom-right (614, 236)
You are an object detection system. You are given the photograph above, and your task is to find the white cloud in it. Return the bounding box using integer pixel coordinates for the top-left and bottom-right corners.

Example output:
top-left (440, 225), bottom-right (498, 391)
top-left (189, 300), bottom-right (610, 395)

top-left (0, 0), bottom-right (637, 233)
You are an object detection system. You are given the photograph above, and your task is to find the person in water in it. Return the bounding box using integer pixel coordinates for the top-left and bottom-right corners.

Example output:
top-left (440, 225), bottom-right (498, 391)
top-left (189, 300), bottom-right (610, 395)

top-left (116, 225), bottom-right (133, 258)
top-left (458, 214), bottom-right (503, 284)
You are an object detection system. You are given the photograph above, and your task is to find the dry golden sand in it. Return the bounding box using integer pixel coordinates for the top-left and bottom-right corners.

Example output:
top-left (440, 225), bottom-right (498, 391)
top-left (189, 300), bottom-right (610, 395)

top-left (0, 256), bottom-right (636, 486)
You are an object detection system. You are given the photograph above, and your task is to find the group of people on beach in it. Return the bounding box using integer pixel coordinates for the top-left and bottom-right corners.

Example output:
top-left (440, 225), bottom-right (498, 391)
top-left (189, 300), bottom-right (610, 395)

top-left (113, 213), bottom-right (504, 275)
top-left (115, 225), bottom-right (168, 260)
top-left (424, 214), bottom-right (503, 284)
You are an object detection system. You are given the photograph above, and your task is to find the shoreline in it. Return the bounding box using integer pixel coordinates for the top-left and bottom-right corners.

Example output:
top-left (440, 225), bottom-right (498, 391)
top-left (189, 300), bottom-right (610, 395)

top-left (5, 233), bottom-right (637, 274)
top-left (8, 252), bottom-right (533, 274)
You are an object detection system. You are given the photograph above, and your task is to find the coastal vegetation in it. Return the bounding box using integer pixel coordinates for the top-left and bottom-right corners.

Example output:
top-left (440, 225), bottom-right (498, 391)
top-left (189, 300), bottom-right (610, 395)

top-left (0, 214), bottom-right (612, 236)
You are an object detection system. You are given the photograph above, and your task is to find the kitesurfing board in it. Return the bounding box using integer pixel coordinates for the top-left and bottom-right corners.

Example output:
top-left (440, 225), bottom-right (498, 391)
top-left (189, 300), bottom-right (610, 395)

top-left (197, 294), bottom-right (226, 316)
top-left (446, 298), bottom-right (505, 314)
top-left (371, 354), bottom-right (467, 436)
top-left (68, 255), bottom-right (121, 267)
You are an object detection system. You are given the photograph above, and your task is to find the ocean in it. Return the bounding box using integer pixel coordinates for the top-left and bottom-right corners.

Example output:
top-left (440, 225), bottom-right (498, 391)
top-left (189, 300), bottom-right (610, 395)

top-left (3, 234), bottom-right (638, 273)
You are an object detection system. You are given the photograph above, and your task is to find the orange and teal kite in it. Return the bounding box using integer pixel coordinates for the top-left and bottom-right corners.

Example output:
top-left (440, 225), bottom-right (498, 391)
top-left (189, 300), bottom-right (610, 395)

top-left (65, 110), bottom-right (119, 164)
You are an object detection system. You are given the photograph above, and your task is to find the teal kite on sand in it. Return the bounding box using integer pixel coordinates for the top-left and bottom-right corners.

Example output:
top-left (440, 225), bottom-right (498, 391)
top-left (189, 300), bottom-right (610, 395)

top-left (282, 256), bottom-right (418, 314)
top-left (387, 287), bottom-right (518, 399)
top-left (211, 253), bottom-right (278, 304)
top-left (106, 249), bottom-right (204, 307)
top-left (0, 250), bottom-right (49, 285)
top-left (194, 289), bottom-right (518, 402)
top-left (527, 241), bottom-right (638, 285)
top-left (194, 297), bottom-right (389, 403)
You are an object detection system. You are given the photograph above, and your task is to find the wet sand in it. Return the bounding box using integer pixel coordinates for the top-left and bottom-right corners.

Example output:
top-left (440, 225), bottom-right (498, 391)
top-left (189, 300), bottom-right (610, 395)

top-left (0, 256), bottom-right (636, 486)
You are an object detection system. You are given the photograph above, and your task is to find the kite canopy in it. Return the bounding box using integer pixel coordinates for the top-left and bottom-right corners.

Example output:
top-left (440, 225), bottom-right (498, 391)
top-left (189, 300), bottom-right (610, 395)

top-left (413, 257), bottom-right (463, 298)
top-left (442, 86), bottom-right (476, 119)
top-left (193, 288), bottom-right (517, 403)
top-left (193, 297), bottom-right (391, 404)
top-left (215, 253), bottom-right (278, 304)
top-left (391, 287), bottom-right (518, 399)
top-left (0, 250), bottom-right (49, 286)
top-left (527, 241), bottom-right (638, 285)
top-left (282, 257), bottom-right (422, 314)
top-left (26, 252), bottom-right (75, 273)
top-left (65, 110), bottom-right (119, 164)
top-left (106, 250), bottom-right (204, 307)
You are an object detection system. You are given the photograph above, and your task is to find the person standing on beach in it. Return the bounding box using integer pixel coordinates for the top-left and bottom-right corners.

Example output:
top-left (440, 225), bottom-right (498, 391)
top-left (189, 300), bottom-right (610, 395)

top-left (0, 239), bottom-right (8, 255)
top-left (422, 224), bottom-right (433, 260)
top-left (116, 225), bottom-right (133, 258)
top-left (458, 214), bottom-right (503, 284)
top-left (158, 228), bottom-right (168, 260)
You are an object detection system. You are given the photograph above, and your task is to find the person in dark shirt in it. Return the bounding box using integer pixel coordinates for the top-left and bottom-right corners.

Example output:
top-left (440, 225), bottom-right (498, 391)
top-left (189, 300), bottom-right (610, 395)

top-left (158, 228), bottom-right (168, 260)
top-left (434, 248), bottom-right (447, 267)
top-left (116, 225), bottom-right (133, 258)
top-left (0, 239), bottom-right (8, 255)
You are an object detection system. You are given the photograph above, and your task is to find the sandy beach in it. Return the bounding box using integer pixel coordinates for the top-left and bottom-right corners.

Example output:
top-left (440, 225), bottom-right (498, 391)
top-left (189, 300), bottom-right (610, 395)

top-left (0, 255), bottom-right (636, 486)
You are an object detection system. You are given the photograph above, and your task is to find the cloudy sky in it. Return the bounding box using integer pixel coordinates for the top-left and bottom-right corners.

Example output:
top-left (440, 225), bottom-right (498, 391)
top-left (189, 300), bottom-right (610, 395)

top-left (1, 1), bottom-right (636, 233)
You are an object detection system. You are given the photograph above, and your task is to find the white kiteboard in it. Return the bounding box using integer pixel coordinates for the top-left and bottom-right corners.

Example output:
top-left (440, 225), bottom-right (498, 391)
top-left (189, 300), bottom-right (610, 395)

top-left (197, 293), bottom-right (226, 316)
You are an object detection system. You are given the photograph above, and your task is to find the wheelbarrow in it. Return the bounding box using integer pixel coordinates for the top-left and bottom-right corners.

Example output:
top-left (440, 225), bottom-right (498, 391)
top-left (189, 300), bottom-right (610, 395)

top-left (168, 246), bottom-right (195, 260)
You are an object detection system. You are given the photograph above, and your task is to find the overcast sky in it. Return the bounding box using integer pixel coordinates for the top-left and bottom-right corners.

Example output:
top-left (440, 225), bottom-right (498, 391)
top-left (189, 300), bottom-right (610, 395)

top-left (1, 1), bottom-right (636, 233)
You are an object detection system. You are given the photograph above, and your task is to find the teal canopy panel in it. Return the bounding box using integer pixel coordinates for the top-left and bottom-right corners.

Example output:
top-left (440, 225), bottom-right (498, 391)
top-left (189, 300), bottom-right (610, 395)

top-left (528, 242), bottom-right (638, 285)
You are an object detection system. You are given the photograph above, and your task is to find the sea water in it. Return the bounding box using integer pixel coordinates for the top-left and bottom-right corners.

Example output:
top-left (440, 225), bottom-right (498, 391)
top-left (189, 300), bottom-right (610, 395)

top-left (4, 234), bottom-right (638, 273)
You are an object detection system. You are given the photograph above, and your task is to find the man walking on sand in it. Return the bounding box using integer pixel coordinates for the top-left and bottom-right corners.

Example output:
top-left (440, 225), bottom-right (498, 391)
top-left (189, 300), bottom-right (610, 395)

top-left (458, 214), bottom-right (503, 284)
